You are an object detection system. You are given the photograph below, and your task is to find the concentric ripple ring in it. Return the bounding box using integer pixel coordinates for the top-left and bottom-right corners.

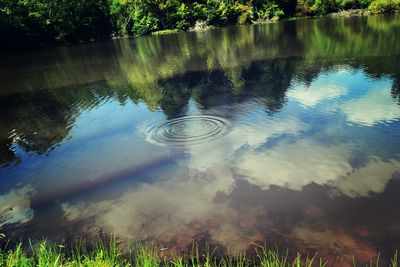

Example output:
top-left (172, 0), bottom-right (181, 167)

top-left (148, 115), bottom-right (231, 146)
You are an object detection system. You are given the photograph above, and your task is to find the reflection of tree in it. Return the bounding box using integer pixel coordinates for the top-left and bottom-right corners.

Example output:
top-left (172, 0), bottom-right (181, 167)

top-left (242, 59), bottom-right (297, 113)
top-left (0, 140), bottom-right (19, 167)
top-left (392, 76), bottom-right (400, 104)
top-left (159, 82), bottom-right (192, 119)
top-left (0, 82), bottom-right (123, 167)
top-left (1, 14), bottom-right (400, 166)
top-left (0, 91), bottom-right (77, 166)
top-left (114, 21), bottom-right (307, 114)
top-left (299, 16), bottom-right (400, 76)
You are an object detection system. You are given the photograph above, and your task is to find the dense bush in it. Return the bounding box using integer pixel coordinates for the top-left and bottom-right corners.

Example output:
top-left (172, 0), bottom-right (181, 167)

top-left (0, 0), bottom-right (112, 44)
top-left (296, 0), bottom-right (373, 15)
top-left (368, 0), bottom-right (400, 13)
top-left (107, 0), bottom-right (290, 35)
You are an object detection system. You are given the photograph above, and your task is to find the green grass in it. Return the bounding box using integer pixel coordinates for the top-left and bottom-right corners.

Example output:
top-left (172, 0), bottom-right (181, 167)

top-left (151, 29), bottom-right (180, 36)
top-left (0, 234), bottom-right (399, 267)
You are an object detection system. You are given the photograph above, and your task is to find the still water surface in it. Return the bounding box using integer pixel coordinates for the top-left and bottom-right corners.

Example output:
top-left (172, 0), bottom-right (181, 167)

top-left (1, 14), bottom-right (400, 265)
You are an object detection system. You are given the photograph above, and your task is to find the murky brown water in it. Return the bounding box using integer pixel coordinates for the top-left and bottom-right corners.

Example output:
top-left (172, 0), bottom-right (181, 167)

top-left (1, 14), bottom-right (400, 266)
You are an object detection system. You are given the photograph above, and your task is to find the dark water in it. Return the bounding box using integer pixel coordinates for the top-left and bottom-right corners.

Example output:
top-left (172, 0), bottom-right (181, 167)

top-left (1, 14), bottom-right (400, 265)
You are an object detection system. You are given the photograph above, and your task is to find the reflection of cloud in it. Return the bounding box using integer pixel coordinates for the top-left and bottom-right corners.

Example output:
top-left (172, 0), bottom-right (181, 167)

top-left (288, 84), bottom-right (347, 107)
top-left (60, 103), bottom-right (400, 254)
top-left (231, 118), bottom-right (308, 149)
top-left (58, 116), bottom-right (306, 250)
top-left (339, 87), bottom-right (400, 126)
top-left (236, 139), bottom-right (353, 191)
top-left (61, 167), bottom-right (236, 240)
top-left (59, 131), bottom-right (400, 254)
top-left (183, 117), bottom-right (307, 171)
top-left (0, 186), bottom-right (35, 227)
top-left (61, 202), bottom-right (86, 221)
top-left (335, 157), bottom-right (400, 197)
top-left (236, 138), bottom-right (400, 197)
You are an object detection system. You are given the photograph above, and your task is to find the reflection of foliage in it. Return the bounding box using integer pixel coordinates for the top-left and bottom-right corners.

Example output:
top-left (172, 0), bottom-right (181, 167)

top-left (115, 17), bottom-right (308, 112)
top-left (1, 15), bottom-right (400, 166)
top-left (0, 92), bottom-right (76, 166)
top-left (243, 59), bottom-right (294, 112)
top-left (300, 16), bottom-right (400, 62)
top-left (0, 141), bottom-right (19, 167)
top-left (115, 13), bottom-right (400, 115)
top-left (0, 82), bottom-right (124, 166)
top-left (159, 82), bottom-right (192, 118)
top-left (392, 76), bottom-right (400, 104)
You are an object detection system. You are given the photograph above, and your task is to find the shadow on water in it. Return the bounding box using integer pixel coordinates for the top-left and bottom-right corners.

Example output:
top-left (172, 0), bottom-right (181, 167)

top-left (0, 14), bottom-right (400, 266)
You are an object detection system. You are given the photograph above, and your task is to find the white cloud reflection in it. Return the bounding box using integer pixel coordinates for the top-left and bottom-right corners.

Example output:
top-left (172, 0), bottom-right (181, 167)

top-left (61, 167), bottom-right (236, 241)
top-left (59, 116), bottom-right (309, 250)
top-left (235, 137), bottom-right (400, 197)
top-left (288, 83), bottom-right (347, 107)
top-left (335, 157), bottom-right (400, 197)
top-left (339, 87), bottom-right (400, 126)
top-left (236, 139), bottom-right (353, 191)
top-left (60, 107), bottom-right (400, 252)
top-left (0, 186), bottom-right (35, 227)
top-left (182, 117), bottom-right (308, 171)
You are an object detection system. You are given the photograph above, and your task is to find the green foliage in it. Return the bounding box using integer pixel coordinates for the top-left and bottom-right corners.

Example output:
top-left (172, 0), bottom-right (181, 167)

top-left (0, 0), bottom-right (398, 50)
top-left (296, 0), bottom-right (373, 15)
top-left (130, 0), bottom-right (160, 35)
top-left (335, 0), bottom-right (358, 9)
top-left (109, 0), bottom-right (135, 35)
top-left (176, 3), bottom-right (191, 30)
top-left (206, 0), bottom-right (241, 26)
top-left (6, 244), bottom-right (32, 267)
top-left (359, 0), bottom-right (373, 8)
top-left (256, 2), bottom-right (285, 21)
top-left (368, 0), bottom-right (400, 13)
top-left (0, 0), bottom-right (112, 49)
top-left (34, 241), bottom-right (63, 267)
top-left (236, 3), bottom-right (254, 24)
top-left (311, 0), bottom-right (338, 14)
top-left (0, 0), bottom-right (287, 48)
top-left (296, 0), bottom-right (317, 14)
top-left (134, 243), bottom-right (159, 267)
top-left (4, 236), bottom-right (399, 266)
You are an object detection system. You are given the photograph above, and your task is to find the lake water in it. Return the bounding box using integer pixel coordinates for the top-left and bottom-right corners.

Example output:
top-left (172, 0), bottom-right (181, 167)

top-left (1, 14), bottom-right (400, 265)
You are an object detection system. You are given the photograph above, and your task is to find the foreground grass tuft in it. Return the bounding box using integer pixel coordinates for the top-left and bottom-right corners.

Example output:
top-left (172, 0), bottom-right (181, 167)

top-left (0, 234), bottom-right (399, 266)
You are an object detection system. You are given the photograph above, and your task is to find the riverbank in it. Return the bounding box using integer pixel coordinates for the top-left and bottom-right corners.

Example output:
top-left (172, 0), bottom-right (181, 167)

top-left (150, 8), bottom-right (372, 36)
top-left (1, 236), bottom-right (398, 267)
top-left (327, 8), bottom-right (370, 17)
top-left (1, 0), bottom-right (399, 51)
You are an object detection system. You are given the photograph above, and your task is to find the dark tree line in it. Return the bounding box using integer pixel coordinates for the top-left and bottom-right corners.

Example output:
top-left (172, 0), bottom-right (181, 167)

top-left (1, 0), bottom-right (399, 50)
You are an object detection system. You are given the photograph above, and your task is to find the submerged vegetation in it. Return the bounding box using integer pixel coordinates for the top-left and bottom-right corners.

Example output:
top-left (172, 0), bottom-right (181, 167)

top-left (0, 0), bottom-right (399, 49)
top-left (0, 234), bottom-right (399, 267)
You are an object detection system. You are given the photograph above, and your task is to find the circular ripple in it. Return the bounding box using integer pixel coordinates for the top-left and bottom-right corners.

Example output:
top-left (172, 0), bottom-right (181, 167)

top-left (148, 115), bottom-right (231, 146)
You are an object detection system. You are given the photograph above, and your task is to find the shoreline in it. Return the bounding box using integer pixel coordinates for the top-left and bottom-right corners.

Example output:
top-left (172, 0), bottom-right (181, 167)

top-left (1, 10), bottom-right (396, 55)
top-left (150, 9), bottom-right (373, 35)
